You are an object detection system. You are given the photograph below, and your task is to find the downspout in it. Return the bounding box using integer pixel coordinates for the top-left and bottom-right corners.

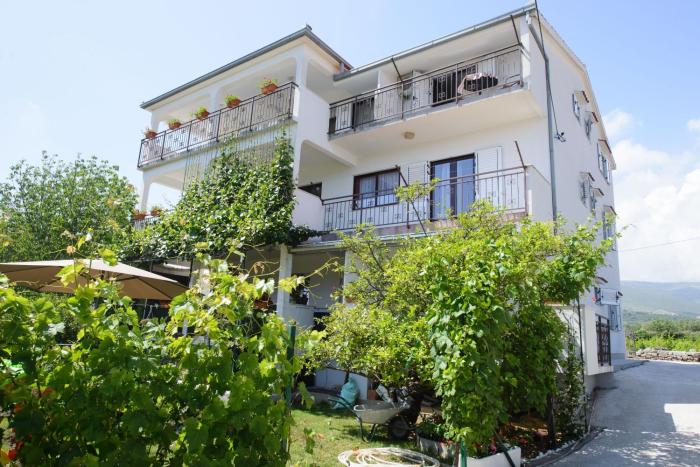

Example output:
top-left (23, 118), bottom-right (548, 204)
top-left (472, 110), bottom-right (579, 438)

top-left (527, 12), bottom-right (558, 223)
top-left (576, 298), bottom-right (590, 432)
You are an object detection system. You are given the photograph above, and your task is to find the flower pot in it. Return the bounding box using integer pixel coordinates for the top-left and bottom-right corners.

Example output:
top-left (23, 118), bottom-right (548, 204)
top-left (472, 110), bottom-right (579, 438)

top-left (145, 131), bottom-right (157, 139)
top-left (416, 434), bottom-right (455, 462)
top-left (226, 98), bottom-right (241, 108)
top-left (457, 446), bottom-right (521, 467)
top-left (168, 122), bottom-right (181, 130)
top-left (133, 213), bottom-right (146, 221)
top-left (150, 209), bottom-right (162, 217)
top-left (261, 83), bottom-right (278, 95)
top-left (196, 110), bottom-right (209, 121)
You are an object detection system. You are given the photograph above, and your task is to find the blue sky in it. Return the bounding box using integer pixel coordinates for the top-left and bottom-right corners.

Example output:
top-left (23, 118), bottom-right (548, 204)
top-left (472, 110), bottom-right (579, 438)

top-left (1, 1), bottom-right (700, 281)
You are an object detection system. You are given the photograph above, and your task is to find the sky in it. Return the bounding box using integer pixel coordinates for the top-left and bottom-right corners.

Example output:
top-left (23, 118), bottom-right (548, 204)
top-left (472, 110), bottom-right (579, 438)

top-left (1, 1), bottom-right (700, 282)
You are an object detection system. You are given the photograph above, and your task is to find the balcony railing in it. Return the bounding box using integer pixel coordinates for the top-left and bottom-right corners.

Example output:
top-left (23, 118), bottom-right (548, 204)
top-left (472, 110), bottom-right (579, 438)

top-left (138, 82), bottom-right (297, 167)
top-left (328, 46), bottom-right (523, 136)
top-left (321, 167), bottom-right (526, 232)
top-left (132, 214), bottom-right (165, 230)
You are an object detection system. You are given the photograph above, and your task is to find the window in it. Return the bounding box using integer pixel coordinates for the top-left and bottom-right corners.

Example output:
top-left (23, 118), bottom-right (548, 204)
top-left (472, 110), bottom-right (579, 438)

top-left (353, 169), bottom-right (400, 209)
top-left (431, 65), bottom-right (475, 105)
top-left (609, 304), bottom-right (621, 332)
top-left (579, 174), bottom-right (592, 207)
top-left (590, 190), bottom-right (598, 217)
top-left (572, 93), bottom-right (581, 120)
top-left (430, 155), bottom-right (475, 219)
top-left (598, 143), bottom-right (611, 183)
top-left (584, 116), bottom-right (592, 140)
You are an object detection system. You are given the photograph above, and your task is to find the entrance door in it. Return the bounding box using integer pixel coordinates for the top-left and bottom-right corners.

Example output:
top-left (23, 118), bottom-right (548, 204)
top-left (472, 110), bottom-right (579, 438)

top-left (431, 155), bottom-right (475, 220)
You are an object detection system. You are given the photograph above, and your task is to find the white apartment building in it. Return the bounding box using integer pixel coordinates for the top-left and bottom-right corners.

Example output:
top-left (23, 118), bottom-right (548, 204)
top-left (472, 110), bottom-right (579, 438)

top-left (136, 5), bottom-right (622, 393)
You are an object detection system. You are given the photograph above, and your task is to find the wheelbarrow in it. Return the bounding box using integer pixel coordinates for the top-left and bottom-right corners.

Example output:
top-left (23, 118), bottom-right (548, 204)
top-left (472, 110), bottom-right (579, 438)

top-left (329, 396), bottom-right (412, 441)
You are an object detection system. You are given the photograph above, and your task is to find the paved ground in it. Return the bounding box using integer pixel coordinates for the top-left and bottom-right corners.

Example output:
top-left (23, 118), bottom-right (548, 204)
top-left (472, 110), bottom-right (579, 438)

top-left (555, 360), bottom-right (700, 466)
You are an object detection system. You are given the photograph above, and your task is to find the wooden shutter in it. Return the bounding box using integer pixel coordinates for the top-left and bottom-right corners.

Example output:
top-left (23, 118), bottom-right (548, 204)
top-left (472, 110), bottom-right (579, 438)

top-left (401, 162), bottom-right (430, 221)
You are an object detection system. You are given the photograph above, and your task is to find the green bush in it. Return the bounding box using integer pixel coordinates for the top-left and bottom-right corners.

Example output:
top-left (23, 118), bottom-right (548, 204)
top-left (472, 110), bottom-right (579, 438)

top-left (311, 204), bottom-right (611, 451)
top-left (0, 257), bottom-right (318, 465)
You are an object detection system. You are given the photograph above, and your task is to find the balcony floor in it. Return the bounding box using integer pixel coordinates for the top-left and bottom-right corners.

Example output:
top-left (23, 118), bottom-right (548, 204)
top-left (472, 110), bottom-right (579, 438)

top-left (329, 87), bottom-right (543, 156)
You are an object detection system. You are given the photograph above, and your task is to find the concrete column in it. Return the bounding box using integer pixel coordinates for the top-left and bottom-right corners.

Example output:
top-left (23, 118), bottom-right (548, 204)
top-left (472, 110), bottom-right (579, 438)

top-left (341, 250), bottom-right (358, 306)
top-left (140, 178), bottom-right (152, 211)
top-left (149, 112), bottom-right (161, 132)
top-left (276, 244), bottom-right (294, 321)
top-left (209, 89), bottom-right (224, 113)
top-left (294, 55), bottom-right (308, 88)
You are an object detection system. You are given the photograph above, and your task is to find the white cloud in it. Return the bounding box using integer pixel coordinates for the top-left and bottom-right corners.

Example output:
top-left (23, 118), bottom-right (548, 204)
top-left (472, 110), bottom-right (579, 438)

top-left (688, 118), bottom-right (700, 133)
top-left (603, 109), bottom-right (635, 141)
top-left (613, 122), bottom-right (700, 281)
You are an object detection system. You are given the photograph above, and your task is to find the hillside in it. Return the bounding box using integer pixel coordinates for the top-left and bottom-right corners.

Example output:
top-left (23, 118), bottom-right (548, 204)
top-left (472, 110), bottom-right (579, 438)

top-left (622, 281), bottom-right (700, 324)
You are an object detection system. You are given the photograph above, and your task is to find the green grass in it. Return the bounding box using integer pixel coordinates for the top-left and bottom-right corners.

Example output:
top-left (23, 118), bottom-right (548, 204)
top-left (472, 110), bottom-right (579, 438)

top-left (289, 405), bottom-right (413, 466)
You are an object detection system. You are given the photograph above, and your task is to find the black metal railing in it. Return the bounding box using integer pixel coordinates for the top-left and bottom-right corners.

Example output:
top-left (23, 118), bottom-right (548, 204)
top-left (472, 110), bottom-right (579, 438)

top-left (132, 213), bottom-right (167, 230)
top-left (597, 317), bottom-right (612, 366)
top-left (138, 82), bottom-right (297, 167)
top-left (328, 46), bottom-right (523, 136)
top-left (321, 167), bottom-right (526, 232)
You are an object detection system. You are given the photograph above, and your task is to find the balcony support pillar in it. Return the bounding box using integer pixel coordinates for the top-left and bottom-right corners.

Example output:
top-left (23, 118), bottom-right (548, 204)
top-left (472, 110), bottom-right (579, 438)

top-left (140, 178), bottom-right (152, 212)
top-left (341, 250), bottom-right (358, 306)
top-left (276, 245), bottom-right (294, 322)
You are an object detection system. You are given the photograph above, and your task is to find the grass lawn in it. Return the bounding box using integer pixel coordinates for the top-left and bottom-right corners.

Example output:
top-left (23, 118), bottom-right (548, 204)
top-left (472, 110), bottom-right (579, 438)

top-left (289, 405), bottom-right (414, 466)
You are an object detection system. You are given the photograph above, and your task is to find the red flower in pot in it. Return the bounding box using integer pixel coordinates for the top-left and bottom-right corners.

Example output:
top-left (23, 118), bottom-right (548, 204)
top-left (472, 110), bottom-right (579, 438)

top-left (194, 106), bottom-right (209, 120)
top-left (259, 78), bottom-right (278, 95)
top-left (225, 95), bottom-right (241, 108)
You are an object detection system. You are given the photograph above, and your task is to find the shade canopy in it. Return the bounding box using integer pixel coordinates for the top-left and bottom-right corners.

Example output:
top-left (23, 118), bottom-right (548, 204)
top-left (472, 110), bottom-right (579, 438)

top-left (0, 260), bottom-right (187, 300)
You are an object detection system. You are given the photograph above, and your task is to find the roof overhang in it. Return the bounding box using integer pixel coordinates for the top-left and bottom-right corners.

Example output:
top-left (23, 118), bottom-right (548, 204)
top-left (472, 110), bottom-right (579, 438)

top-left (333, 4), bottom-right (536, 82)
top-left (140, 26), bottom-right (350, 109)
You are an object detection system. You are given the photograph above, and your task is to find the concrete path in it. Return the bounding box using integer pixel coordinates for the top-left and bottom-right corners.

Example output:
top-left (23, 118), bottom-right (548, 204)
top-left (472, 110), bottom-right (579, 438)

top-left (554, 360), bottom-right (700, 466)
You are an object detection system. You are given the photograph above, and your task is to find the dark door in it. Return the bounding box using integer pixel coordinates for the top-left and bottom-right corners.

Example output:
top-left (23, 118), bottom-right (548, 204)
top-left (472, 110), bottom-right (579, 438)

top-left (431, 155), bottom-right (475, 220)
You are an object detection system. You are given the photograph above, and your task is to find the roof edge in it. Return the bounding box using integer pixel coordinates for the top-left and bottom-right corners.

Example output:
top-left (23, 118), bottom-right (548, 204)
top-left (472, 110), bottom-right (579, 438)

top-left (140, 26), bottom-right (350, 109)
top-left (333, 4), bottom-right (536, 81)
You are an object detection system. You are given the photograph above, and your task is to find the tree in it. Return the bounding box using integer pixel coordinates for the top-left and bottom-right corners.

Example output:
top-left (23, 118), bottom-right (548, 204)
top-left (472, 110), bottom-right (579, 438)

top-left (0, 153), bottom-right (137, 261)
top-left (311, 203), bottom-right (613, 451)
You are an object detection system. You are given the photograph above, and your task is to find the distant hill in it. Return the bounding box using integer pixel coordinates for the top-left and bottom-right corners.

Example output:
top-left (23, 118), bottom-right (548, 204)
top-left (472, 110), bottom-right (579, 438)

top-left (622, 281), bottom-right (700, 324)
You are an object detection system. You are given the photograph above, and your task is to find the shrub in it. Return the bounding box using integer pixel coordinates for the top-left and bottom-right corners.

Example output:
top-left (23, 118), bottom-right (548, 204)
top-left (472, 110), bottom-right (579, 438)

top-left (0, 257), bottom-right (318, 465)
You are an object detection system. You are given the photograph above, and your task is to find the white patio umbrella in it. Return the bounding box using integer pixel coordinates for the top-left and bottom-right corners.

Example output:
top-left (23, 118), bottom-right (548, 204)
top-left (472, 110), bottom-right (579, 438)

top-left (0, 260), bottom-right (187, 300)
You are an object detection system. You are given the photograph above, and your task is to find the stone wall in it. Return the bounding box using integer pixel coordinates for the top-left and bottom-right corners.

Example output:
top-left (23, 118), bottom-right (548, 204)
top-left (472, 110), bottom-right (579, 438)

top-left (635, 348), bottom-right (700, 362)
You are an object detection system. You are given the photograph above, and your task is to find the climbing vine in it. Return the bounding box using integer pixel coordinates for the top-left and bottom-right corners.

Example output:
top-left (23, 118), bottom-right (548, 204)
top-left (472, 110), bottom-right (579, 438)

top-left (124, 135), bottom-right (322, 263)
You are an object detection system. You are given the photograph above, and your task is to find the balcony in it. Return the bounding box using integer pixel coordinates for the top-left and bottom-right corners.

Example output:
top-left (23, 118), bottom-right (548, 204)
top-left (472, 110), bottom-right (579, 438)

top-left (321, 167), bottom-right (527, 232)
top-left (138, 83), bottom-right (297, 168)
top-left (328, 47), bottom-right (523, 137)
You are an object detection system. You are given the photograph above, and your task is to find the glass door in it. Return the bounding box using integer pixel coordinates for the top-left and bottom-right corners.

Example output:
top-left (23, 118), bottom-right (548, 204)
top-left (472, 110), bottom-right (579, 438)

top-left (431, 155), bottom-right (475, 219)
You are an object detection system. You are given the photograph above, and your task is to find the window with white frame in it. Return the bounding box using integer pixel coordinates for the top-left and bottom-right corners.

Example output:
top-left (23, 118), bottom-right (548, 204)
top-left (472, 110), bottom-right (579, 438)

top-left (584, 116), bottom-right (593, 140)
top-left (597, 142), bottom-right (611, 183)
top-left (579, 173), bottom-right (593, 207)
top-left (603, 206), bottom-right (617, 247)
top-left (590, 189), bottom-right (598, 217)
top-left (572, 93), bottom-right (581, 120)
top-left (608, 304), bottom-right (621, 331)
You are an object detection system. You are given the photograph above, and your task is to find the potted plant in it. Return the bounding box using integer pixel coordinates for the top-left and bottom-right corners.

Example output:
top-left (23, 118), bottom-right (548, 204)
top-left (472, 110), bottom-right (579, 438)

top-left (194, 106), bottom-right (209, 120)
top-left (415, 415), bottom-right (455, 462)
top-left (132, 209), bottom-right (147, 221)
top-left (143, 128), bottom-right (157, 139)
top-left (150, 204), bottom-right (164, 217)
top-left (224, 95), bottom-right (241, 108)
top-left (259, 78), bottom-right (278, 95)
top-left (167, 118), bottom-right (182, 130)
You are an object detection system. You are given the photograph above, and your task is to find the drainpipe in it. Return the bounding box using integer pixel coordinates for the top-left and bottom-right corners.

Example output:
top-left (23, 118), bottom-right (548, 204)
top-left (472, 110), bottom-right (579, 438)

top-left (527, 12), bottom-right (557, 223)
